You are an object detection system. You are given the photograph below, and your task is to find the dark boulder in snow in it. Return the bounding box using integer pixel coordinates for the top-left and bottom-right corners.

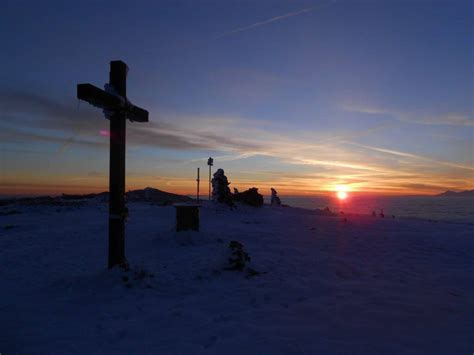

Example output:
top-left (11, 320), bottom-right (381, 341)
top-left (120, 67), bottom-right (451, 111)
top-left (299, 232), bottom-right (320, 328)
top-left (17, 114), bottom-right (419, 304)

top-left (233, 187), bottom-right (264, 207)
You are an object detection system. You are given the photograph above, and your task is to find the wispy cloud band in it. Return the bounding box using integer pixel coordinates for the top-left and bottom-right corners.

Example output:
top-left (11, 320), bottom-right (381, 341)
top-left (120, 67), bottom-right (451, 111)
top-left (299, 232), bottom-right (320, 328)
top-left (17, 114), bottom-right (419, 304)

top-left (2, 90), bottom-right (472, 195)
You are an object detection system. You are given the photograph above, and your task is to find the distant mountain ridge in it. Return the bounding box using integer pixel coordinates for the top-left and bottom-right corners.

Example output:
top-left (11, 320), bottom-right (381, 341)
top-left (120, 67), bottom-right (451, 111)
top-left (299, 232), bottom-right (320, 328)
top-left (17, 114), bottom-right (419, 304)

top-left (63, 187), bottom-right (193, 204)
top-left (436, 190), bottom-right (474, 197)
top-left (0, 187), bottom-right (192, 206)
top-left (126, 187), bottom-right (192, 204)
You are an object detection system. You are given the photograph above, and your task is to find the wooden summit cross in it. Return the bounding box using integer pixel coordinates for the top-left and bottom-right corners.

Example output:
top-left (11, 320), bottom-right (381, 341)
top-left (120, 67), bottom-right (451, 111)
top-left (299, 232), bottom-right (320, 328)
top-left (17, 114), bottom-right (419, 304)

top-left (77, 60), bottom-right (148, 268)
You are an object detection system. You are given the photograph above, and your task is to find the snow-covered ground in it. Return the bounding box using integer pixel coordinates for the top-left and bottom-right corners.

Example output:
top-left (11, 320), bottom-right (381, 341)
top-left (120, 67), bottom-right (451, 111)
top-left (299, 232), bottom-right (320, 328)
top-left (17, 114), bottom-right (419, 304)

top-left (1, 202), bottom-right (473, 354)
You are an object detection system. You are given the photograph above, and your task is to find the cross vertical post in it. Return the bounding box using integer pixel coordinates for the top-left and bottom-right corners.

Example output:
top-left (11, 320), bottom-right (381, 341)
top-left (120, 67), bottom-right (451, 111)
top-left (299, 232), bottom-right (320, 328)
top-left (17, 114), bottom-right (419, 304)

top-left (108, 61), bottom-right (127, 268)
top-left (77, 60), bottom-right (149, 269)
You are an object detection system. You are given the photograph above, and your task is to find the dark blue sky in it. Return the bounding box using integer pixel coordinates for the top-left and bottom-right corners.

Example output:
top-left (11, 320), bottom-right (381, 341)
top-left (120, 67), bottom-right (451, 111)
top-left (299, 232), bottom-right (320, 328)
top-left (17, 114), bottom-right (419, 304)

top-left (0, 0), bottom-right (472, 195)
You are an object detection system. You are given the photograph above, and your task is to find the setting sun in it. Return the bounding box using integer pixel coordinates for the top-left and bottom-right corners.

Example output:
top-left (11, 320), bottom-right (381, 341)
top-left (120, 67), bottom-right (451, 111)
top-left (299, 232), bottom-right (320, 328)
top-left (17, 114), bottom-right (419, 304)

top-left (337, 191), bottom-right (348, 200)
top-left (335, 185), bottom-right (350, 200)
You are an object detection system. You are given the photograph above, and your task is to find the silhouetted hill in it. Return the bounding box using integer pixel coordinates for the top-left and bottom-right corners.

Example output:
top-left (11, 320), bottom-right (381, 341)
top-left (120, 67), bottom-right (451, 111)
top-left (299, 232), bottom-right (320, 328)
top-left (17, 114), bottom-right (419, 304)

top-left (1, 187), bottom-right (192, 206)
top-left (436, 190), bottom-right (474, 197)
top-left (63, 187), bottom-right (192, 204)
top-left (126, 187), bottom-right (192, 204)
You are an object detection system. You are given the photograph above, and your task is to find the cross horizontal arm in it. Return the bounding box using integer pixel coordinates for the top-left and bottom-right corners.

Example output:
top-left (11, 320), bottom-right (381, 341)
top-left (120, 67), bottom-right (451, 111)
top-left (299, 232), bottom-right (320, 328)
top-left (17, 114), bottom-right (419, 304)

top-left (77, 83), bottom-right (125, 110)
top-left (127, 105), bottom-right (149, 122)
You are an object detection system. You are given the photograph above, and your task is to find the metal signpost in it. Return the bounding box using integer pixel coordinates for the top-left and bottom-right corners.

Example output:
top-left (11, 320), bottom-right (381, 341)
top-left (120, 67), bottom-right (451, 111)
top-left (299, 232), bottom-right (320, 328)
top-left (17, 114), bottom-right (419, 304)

top-left (207, 157), bottom-right (213, 200)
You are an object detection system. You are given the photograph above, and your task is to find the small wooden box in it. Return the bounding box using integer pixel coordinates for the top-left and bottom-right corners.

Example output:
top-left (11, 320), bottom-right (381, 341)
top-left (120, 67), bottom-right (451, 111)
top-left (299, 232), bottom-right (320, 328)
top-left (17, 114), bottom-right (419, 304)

top-left (173, 203), bottom-right (201, 231)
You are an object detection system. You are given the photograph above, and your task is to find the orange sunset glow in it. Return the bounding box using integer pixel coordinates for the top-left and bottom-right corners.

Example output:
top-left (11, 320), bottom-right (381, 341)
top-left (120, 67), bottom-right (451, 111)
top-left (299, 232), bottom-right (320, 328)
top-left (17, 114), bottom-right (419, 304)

top-left (0, 1), bottom-right (472, 199)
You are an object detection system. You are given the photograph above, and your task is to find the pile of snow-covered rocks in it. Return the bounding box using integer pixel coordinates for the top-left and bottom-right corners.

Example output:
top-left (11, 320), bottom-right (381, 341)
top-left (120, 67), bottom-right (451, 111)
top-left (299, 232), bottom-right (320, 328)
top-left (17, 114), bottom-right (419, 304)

top-left (211, 169), bottom-right (234, 206)
top-left (211, 169), bottom-right (277, 208)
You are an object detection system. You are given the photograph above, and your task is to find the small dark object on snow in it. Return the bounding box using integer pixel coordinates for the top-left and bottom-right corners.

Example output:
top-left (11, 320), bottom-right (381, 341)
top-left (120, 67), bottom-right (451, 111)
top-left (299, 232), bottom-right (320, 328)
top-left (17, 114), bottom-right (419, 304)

top-left (380, 209), bottom-right (385, 218)
top-left (226, 241), bottom-right (251, 271)
top-left (122, 267), bottom-right (154, 288)
top-left (134, 268), bottom-right (151, 280)
top-left (119, 259), bottom-right (130, 271)
top-left (233, 187), bottom-right (264, 207)
top-left (246, 268), bottom-right (263, 278)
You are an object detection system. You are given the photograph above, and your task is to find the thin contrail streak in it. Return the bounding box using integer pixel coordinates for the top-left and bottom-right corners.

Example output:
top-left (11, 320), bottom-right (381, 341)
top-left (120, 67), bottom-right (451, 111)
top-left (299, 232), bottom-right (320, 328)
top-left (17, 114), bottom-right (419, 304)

top-left (215, 3), bottom-right (328, 40)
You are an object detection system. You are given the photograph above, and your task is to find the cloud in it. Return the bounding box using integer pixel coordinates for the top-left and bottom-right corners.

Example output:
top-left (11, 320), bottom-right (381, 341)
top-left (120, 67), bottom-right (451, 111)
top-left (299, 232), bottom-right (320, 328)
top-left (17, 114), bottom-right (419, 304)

top-left (2, 89), bottom-right (472, 195)
top-left (0, 90), bottom-right (261, 153)
top-left (289, 158), bottom-right (382, 172)
top-left (346, 142), bottom-right (474, 171)
top-left (0, 126), bottom-right (107, 149)
top-left (343, 103), bottom-right (474, 127)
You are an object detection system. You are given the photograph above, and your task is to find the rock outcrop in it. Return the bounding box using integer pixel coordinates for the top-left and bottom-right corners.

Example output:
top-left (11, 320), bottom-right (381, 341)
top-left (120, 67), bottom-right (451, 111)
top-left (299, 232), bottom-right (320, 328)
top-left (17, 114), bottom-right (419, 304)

top-left (233, 187), bottom-right (264, 207)
top-left (212, 169), bottom-right (233, 206)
